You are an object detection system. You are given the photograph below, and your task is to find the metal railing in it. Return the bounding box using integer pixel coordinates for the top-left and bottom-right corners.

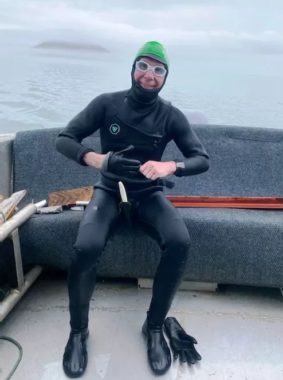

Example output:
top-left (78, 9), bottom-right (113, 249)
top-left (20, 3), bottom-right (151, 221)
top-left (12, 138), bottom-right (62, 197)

top-left (0, 200), bottom-right (46, 322)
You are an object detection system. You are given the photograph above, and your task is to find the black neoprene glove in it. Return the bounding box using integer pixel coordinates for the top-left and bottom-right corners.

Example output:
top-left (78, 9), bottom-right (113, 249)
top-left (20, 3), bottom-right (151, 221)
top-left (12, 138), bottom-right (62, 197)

top-left (102, 145), bottom-right (141, 176)
top-left (164, 317), bottom-right (201, 365)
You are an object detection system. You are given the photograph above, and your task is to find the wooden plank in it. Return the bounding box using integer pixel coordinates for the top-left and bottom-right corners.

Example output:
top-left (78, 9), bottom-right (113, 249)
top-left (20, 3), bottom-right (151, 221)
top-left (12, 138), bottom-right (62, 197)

top-left (0, 190), bottom-right (27, 224)
top-left (48, 186), bottom-right (94, 206)
top-left (167, 196), bottom-right (283, 209)
top-left (169, 202), bottom-right (283, 209)
top-left (167, 196), bottom-right (283, 203)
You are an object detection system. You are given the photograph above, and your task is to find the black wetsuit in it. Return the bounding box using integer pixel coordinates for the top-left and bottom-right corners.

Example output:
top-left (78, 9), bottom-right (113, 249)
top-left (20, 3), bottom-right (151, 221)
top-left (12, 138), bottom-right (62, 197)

top-left (56, 86), bottom-right (209, 330)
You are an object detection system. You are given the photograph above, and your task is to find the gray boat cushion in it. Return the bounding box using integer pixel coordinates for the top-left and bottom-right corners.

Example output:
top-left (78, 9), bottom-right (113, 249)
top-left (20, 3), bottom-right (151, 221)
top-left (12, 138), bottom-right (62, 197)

top-left (12, 124), bottom-right (283, 287)
top-left (13, 128), bottom-right (100, 205)
top-left (13, 124), bottom-right (283, 203)
top-left (19, 208), bottom-right (283, 287)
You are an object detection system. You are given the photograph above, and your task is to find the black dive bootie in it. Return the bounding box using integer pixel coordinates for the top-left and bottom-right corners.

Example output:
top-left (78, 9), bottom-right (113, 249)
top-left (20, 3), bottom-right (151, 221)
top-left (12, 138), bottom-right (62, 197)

top-left (142, 319), bottom-right (171, 376)
top-left (63, 328), bottom-right (89, 378)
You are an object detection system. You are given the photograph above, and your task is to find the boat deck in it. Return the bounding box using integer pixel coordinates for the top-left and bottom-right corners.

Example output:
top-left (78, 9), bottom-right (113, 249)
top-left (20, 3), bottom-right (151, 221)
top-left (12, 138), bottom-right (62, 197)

top-left (0, 271), bottom-right (283, 380)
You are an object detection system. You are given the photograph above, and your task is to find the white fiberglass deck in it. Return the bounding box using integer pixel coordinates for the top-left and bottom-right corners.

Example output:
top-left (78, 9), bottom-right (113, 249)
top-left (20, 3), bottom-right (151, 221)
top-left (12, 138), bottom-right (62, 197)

top-left (0, 272), bottom-right (283, 380)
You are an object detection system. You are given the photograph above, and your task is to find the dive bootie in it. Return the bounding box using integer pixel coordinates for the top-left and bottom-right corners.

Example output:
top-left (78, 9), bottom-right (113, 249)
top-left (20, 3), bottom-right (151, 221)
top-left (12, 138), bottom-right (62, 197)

top-left (63, 328), bottom-right (89, 378)
top-left (142, 319), bottom-right (171, 376)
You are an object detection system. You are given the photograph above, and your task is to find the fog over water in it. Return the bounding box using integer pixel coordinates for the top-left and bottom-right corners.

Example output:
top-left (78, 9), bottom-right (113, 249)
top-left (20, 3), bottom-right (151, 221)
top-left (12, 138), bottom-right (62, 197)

top-left (0, 0), bottom-right (282, 132)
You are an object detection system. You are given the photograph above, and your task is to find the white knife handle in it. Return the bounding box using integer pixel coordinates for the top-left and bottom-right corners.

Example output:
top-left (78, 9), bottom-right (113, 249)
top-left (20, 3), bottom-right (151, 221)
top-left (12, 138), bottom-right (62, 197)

top-left (118, 181), bottom-right (128, 203)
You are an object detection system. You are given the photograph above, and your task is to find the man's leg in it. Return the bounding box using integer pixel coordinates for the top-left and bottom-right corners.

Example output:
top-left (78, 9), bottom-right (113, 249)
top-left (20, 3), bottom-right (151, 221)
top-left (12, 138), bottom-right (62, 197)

top-left (63, 189), bottom-right (119, 378)
top-left (136, 191), bottom-right (191, 374)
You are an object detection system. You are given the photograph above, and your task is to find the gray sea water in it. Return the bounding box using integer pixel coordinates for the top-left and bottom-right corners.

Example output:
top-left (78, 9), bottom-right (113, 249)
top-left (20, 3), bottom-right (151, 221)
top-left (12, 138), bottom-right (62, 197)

top-left (0, 43), bottom-right (283, 133)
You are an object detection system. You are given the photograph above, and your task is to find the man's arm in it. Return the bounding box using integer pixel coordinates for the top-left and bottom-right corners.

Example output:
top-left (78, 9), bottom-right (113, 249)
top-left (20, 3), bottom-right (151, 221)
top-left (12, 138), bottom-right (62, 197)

top-left (55, 94), bottom-right (106, 166)
top-left (169, 107), bottom-right (209, 177)
top-left (140, 107), bottom-right (209, 180)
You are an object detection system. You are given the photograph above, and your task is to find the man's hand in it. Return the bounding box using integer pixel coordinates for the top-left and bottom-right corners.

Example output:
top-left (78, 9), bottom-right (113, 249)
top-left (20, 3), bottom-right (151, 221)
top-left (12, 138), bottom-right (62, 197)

top-left (140, 161), bottom-right (176, 180)
top-left (84, 146), bottom-right (141, 177)
top-left (102, 146), bottom-right (141, 176)
top-left (164, 317), bottom-right (201, 365)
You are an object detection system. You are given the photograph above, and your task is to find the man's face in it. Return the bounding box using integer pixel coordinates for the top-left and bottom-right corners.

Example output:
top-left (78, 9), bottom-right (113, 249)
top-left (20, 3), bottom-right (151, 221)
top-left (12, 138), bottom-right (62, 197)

top-left (133, 57), bottom-right (166, 90)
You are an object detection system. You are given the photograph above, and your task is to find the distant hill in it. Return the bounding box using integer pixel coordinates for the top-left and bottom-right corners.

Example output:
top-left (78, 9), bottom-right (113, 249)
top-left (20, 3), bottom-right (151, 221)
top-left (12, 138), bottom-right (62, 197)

top-left (34, 41), bottom-right (109, 53)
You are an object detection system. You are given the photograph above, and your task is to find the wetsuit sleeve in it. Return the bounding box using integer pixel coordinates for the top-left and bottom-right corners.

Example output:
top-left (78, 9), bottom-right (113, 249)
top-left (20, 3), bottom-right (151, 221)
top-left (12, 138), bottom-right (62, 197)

top-left (168, 107), bottom-right (209, 177)
top-left (55, 94), bottom-right (105, 165)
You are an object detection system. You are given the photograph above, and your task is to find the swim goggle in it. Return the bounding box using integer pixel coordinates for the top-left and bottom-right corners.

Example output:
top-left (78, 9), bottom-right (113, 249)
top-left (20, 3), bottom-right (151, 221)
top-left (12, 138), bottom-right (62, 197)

top-left (135, 60), bottom-right (167, 77)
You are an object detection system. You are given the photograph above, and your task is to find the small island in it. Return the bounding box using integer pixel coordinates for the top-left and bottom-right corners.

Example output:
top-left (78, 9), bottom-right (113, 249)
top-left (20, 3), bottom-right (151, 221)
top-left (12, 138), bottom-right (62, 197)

top-left (34, 41), bottom-right (109, 53)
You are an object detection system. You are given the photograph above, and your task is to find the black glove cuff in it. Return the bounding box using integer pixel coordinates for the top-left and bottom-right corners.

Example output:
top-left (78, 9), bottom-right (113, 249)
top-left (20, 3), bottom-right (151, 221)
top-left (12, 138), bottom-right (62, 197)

top-left (101, 152), bottom-right (112, 172)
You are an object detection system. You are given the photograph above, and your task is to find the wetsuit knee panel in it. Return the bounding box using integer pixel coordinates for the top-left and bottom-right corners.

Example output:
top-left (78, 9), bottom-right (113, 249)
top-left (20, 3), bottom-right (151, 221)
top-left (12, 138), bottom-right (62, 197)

top-left (74, 223), bottom-right (107, 254)
top-left (164, 230), bottom-right (191, 254)
top-left (72, 237), bottom-right (104, 269)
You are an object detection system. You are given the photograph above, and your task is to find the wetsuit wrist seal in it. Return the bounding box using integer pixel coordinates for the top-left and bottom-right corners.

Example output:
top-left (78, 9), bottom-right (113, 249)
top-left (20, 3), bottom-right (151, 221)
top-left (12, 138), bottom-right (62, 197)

top-left (78, 147), bottom-right (95, 166)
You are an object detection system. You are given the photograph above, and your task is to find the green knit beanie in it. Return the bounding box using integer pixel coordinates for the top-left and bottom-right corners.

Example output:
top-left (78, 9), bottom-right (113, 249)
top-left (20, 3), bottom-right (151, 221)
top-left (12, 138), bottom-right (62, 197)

top-left (135, 41), bottom-right (169, 67)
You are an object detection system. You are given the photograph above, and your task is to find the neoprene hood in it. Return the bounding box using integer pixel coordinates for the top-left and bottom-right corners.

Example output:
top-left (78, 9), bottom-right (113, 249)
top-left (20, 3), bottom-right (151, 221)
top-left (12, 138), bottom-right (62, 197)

top-left (130, 41), bottom-right (169, 103)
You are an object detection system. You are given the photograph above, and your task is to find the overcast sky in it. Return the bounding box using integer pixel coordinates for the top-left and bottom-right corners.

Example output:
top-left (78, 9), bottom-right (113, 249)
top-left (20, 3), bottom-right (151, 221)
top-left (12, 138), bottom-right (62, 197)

top-left (1, 0), bottom-right (283, 53)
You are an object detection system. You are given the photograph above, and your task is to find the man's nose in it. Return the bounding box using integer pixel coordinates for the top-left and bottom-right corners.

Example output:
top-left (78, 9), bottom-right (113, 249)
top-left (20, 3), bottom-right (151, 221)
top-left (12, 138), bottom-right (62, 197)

top-left (144, 69), bottom-right (154, 79)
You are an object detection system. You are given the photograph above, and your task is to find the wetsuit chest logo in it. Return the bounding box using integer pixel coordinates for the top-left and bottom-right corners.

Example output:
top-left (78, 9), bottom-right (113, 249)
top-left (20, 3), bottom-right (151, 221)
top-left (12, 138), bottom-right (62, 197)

top-left (109, 123), bottom-right (120, 135)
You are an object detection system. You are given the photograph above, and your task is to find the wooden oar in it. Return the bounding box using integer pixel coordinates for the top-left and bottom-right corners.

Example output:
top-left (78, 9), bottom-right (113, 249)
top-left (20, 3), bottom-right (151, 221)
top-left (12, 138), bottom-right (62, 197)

top-left (0, 190), bottom-right (27, 224)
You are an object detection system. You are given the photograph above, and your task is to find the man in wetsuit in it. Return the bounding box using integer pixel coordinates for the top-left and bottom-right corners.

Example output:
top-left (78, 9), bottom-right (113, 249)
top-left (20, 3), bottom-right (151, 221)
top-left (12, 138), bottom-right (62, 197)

top-left (56, 41), bottom-right (209, 377)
